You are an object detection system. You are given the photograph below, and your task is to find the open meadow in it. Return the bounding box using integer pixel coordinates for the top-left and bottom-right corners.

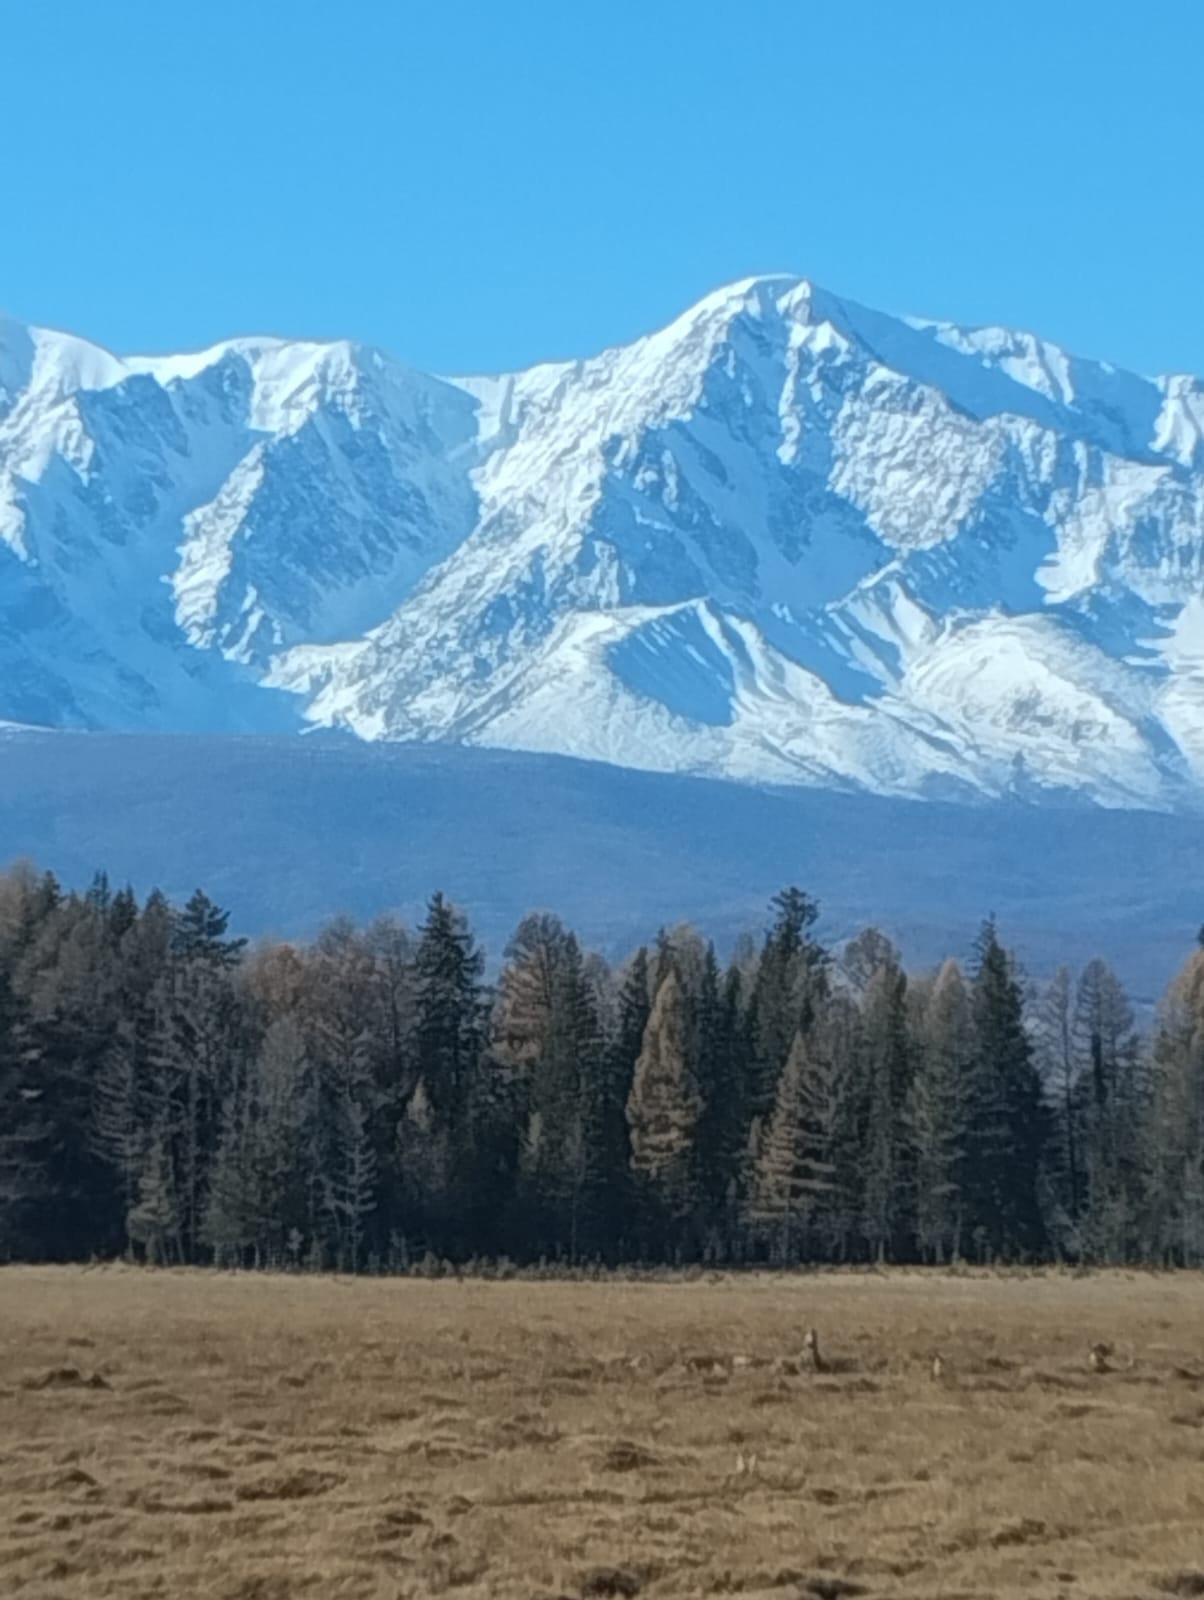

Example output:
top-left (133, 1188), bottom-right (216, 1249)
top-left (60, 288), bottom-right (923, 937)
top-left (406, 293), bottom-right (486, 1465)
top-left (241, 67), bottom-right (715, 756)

top-left (3, 1267), bottom-right (1204, 1599)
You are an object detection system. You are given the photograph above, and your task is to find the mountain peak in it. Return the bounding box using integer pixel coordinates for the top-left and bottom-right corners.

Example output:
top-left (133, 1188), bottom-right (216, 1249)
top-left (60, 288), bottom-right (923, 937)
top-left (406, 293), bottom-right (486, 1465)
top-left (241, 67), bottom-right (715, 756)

top-left (2, 280), bottom-right (1203, 812)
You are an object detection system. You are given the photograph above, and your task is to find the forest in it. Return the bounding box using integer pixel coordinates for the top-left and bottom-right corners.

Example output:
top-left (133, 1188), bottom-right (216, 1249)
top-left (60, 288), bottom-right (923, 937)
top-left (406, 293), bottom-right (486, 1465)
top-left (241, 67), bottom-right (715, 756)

top-left (1, 858), bottom-right (1202, 1271)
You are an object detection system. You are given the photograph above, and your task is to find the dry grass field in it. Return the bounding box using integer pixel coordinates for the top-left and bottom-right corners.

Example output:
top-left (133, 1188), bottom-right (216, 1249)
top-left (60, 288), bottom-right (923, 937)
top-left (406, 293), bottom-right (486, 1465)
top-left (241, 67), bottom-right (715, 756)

top-left (3, 1268), bottom-right (1204, 1600)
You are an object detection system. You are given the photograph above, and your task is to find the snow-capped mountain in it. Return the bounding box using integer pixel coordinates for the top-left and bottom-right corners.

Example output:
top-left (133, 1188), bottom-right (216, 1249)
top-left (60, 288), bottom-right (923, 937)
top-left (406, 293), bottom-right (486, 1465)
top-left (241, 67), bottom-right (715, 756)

top-left (2, 277), bottom-right (1203, 808)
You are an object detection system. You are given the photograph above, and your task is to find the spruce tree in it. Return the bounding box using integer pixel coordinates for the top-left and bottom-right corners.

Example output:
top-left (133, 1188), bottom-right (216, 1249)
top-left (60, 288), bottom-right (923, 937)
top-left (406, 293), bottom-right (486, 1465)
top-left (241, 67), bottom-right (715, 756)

top-left (858, 947), bottom-right (912, 1262)
top-left (967, 921), bottom-right (1047, 1261)
top-left (693, 945), bottom-right (743, 1239)
top-left (1074, 959), bottom-right (1140, 1260)
top-left (414, 893), bottom-right (485, 1131)
top-left (747, 888), bottom-right (827, 1123)
top-left (592, 947), bottom-right (650, 1253)
top-left (172, 889), bottom-right (246, 968)
top-left (509, 927), bottom-right (608, 1259)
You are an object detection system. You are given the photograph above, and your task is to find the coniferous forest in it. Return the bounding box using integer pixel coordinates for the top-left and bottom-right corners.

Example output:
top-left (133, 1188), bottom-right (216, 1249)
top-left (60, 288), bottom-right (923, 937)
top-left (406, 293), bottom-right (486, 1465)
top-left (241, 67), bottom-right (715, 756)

top-left (2, 859), bottom-right (1203, 1272)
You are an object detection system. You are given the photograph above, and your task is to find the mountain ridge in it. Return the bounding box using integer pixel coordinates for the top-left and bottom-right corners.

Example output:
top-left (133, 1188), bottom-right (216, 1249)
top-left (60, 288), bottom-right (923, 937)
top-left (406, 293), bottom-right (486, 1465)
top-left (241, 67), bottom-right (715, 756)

top-left (3, 727), bottom-right (1201, 1000)
top-left (2, 275), bottom-right (1202, 808)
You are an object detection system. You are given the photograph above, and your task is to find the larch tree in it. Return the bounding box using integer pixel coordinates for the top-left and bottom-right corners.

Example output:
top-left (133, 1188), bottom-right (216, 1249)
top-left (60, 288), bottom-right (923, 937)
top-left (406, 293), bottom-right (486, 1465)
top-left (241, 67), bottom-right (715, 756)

top-left (751, 1027), bottom-right (846, 1262)
top-left (1145, 950), bottom-right (1204, 1265)
top-left (627, 969), bottom-right (702, 1237)
top-left (1034, 965), bottom-right (1082, 1241)
top-left (127, 1125), bottom-right (182, 1266)
top-left (907, 958), bottom-right (973, 1263)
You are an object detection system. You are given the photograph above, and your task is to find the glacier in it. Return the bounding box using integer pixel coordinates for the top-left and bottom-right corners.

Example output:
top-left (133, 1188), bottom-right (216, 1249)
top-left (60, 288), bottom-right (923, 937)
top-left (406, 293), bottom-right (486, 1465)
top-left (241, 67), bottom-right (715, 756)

top-left (1, 277), bottom-right (1203, 808)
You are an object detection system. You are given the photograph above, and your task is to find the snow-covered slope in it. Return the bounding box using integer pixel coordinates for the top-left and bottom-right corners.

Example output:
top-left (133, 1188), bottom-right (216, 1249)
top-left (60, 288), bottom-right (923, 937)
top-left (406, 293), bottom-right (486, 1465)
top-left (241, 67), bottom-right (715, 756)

top-left (2, 279), bottom-right (1203, 807)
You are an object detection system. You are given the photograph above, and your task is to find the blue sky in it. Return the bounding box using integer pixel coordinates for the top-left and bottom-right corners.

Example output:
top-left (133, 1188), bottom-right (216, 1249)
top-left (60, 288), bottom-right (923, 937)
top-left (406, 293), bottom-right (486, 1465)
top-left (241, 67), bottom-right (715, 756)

top-left (6, 0), bottom-right (1202, 377)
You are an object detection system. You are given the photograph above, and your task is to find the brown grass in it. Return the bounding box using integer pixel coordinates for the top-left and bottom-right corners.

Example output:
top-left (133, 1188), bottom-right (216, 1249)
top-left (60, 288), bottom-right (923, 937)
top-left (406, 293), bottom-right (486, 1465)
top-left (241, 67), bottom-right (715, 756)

top-left (3, 1266), bottom-right (1204, 1598)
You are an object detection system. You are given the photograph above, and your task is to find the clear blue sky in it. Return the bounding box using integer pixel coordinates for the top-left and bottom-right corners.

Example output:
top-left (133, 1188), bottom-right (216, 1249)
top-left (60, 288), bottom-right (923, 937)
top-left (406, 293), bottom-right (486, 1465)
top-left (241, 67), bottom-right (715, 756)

top-left (5, 0), bottom-right (1202, 378)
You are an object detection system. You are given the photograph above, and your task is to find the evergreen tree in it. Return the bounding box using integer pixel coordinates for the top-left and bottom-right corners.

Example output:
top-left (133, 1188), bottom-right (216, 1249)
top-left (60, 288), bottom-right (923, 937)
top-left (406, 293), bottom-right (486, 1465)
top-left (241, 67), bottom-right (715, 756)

top-left (747, 888), bottom-right (827, 1123)
top-left (1074, 958), bottom-right (1141, 1260)
top-left (552, 937), bottom-right (612, 1260)
top-left (172, 889), bottom-right (246, 968)
top-left (413, 893), bottom-right (485, 1131)
top-left (5, 846), bottom-right (1203, 1275)
top-left (693, 945), bottom-right (743, 1239)
top-left (967, 921), bottom-right (1048, 1260)
top-left (858, 943), bottom-right (912, 1262)
top-left (590, 946), bottom-right (650, 1255)
top-left (507, 925), bottom-right (610, 1259)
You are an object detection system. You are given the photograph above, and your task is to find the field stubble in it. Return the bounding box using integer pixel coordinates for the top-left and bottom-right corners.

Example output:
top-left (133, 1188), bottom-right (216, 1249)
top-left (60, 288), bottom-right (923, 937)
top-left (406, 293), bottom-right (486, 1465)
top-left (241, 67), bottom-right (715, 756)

top-left (2, 1267), bottom-right (1204, 1599)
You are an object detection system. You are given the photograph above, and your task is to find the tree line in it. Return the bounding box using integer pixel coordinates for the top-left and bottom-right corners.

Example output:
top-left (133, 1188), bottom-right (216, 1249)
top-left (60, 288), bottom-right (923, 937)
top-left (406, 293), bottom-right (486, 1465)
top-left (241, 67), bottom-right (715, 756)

top-left (1, 859), bottom-right (1202, 1271)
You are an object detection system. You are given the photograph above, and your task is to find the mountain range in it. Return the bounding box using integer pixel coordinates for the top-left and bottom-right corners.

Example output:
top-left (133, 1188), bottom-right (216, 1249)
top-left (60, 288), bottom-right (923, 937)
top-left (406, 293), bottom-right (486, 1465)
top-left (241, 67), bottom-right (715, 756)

top-left (4, 728), bottom-right (1201, 1001)
top-left (4, 276), bottom-right (1203, 809)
